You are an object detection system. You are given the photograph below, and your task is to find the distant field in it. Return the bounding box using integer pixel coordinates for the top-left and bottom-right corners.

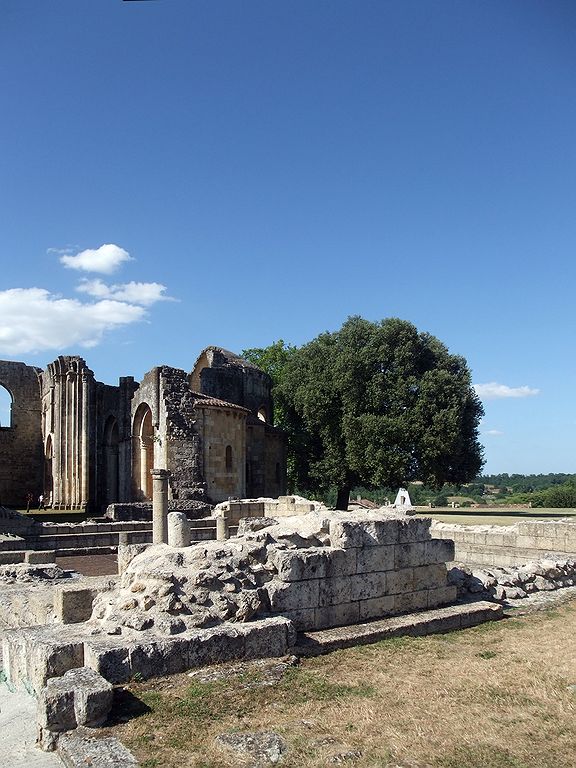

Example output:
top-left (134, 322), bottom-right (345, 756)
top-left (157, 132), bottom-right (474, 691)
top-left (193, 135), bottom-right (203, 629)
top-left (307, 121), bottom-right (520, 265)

top-left (416, 507), bottom-right (576, 527)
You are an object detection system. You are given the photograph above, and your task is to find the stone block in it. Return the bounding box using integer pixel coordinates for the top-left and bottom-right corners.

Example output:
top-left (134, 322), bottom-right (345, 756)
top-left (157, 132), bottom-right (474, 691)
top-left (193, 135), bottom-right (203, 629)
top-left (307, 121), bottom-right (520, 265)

top-left (128, 637), bottom-right (190, 679)
top-left (37, 680), bottom-right (76, 734)
top-left (413, 563), bottom-right (447, 592)
top-left (55, 587), bottom-right (96, 624)
top-left (424, 538), bottom-right (455, 564)
top-left (274, 548), bottom-right (328, 582)
top-left (241, 617), bottom-right (294, 659)
top-left (319, 576), bottom-right (352, 606)
top-left (427, 585), bottom-right (457, 608)
top-left (267, 579), bottom-right (319, 611)
top-left (385, 567), bottom-right (414, 595)
top-left (189, 626), bottom-right (246, 668)
top-left (277, 607), bottom-right (316, 631)
top-left (350, 572), bottom-right (387, 601)
top-left (356, 545), bottom-right (394, 573)
top-left (25, 549), bottom-right (56, 564)
top-left (393, 590), bottom-right (428, 614)
top-left (0, 551), bottom-right (26, 564)
top-left (329, 518), bottom-right (399, 549)
top-left (325, 547), bottom-right (357, 577)
top-left (397, 517), bottom-right (432, 544)
top-left (394, 542), bottom-right (427, 569)
top-left (84, 638), bottom-right (132, 684)
top-left (57, 729), bottom-right (139, 767)
top-left (314, 601), bottom-right (360, 630)
top-left (358, 595), bottom-right (394, 621)
top-left (28, 633), bottom-right (85, 693)
top-left (71, 667), bottom-right (114, 727)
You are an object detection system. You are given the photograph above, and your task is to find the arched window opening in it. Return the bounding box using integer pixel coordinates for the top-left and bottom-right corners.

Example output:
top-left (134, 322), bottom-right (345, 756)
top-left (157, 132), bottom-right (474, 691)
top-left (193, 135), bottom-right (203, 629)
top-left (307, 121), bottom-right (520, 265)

top-left (257, 407), bottom-right (267, 423)
top-left (132, 404), bottom-right (154, 500)
top-left (225, 445), bottom-right (233, 471)
top-left (0, 384), bottom-right (13, 428)
top-left (104, 416), bottom-right (120, 505)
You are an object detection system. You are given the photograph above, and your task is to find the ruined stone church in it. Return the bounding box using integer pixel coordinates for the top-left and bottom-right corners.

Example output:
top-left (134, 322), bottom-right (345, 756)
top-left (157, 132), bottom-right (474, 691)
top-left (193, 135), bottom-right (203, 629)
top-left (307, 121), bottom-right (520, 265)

top-left (0, 347), bottom-right (286, 512)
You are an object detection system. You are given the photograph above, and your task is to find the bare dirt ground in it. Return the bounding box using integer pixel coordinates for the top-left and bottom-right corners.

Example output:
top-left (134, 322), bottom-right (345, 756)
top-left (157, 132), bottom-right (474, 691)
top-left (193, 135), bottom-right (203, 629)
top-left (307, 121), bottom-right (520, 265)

top-left (103, 590), bottom-right (576, 768)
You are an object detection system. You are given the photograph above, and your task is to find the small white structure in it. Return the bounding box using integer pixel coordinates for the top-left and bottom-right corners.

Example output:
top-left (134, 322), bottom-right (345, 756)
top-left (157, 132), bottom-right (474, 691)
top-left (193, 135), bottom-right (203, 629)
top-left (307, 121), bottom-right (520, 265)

top-left (393, 487), bottom-right (413, 509)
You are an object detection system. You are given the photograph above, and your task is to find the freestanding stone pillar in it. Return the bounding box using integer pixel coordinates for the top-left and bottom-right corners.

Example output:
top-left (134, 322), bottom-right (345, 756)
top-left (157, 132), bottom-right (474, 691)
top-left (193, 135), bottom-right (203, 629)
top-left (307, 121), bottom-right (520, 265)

top-left (216, 514), bottom-right (229, 541)
top-left (167, 511), bottom-right (191, 547)
top-left (151, 469), bottom-right (170, 544)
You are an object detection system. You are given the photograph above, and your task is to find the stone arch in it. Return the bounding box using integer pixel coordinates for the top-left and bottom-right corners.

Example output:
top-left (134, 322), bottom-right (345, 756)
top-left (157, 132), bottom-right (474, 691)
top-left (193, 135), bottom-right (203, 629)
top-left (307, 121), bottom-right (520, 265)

top-left (0, 383), bottom-right (13, 428)
top-left (132, 403), bottom-right (154, 500)
top-left (103, 415), bottom-right (120, 506)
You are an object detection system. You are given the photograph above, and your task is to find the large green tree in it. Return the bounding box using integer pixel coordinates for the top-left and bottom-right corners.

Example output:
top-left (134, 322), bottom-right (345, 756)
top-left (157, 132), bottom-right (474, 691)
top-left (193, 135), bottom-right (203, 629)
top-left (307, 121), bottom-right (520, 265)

top-left (244, 317), bottom-right (484, 510)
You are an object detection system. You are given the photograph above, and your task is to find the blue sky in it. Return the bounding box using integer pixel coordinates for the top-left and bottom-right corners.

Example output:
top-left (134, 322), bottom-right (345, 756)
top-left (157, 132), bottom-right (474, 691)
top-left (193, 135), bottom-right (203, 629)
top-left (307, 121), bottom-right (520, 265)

top-left (1, 0), bottom-right (575, 475)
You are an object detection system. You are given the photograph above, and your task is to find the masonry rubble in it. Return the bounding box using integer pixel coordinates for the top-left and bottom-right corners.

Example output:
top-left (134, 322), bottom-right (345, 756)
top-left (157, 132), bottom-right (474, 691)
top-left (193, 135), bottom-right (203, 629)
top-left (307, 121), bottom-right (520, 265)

top-left (13, 502), bottom-right (576, 759)
top-left (449, 557), bottom-right (576, 600)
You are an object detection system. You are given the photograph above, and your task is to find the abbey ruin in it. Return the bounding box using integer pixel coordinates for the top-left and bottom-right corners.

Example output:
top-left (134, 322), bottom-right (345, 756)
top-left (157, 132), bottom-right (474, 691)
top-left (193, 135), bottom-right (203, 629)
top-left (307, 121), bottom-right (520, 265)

top-left (0, 347), bottom-right (286, 512)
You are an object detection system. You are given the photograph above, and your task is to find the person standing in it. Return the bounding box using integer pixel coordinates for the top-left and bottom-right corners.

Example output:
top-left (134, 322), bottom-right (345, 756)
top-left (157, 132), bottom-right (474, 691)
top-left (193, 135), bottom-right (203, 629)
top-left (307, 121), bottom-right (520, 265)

top-left (26, 492), bottom-right (33, 512)
top-left (38, 493), bottom-right (45, 510)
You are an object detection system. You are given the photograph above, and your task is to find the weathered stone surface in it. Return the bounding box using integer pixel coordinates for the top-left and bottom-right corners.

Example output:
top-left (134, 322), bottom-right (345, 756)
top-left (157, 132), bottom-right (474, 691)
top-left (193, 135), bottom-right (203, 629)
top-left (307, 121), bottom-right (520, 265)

top-left (58, 727), bottom-right (139, 767)
top-left (358, 595), bottom-right (394, 621)
top-left (386, 567), bottom-right (414, 595)
top-left (167, 511), bottom-right (191, 548)
top-left (216, 731), bottom-right (288, 765)
top-left (394, 542), bottom-right (426, 569)
top-left (329, 517), bottom-right (400, 548)
top-left (356, 545), bottom-right (394, 574)
top-left (267, 579), bottom-right (320, 611)
top-left (240, 616), bottom-right (295, 660)
top-left (274, 548), bottom-right (328, 581)
top-left (350, 572), bottom-right (387, 602)
top-left (319, 576), bottom-right (352, 606)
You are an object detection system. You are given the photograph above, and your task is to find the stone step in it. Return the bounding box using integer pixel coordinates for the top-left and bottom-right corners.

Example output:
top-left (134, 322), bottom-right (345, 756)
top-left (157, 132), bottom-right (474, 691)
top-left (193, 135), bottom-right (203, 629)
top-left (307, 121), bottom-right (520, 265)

top-left (294, 600), bottom-right (503, 656)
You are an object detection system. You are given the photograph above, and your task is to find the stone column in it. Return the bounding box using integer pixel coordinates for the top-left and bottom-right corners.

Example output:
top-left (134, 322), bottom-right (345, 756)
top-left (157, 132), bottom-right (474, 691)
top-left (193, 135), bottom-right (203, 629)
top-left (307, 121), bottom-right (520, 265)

top-left (151, 469), bottom-right (170, 544)
top-left (216, 514), bottom-right (229, 541)
top-left (167, 511), bottom-right (191, 548)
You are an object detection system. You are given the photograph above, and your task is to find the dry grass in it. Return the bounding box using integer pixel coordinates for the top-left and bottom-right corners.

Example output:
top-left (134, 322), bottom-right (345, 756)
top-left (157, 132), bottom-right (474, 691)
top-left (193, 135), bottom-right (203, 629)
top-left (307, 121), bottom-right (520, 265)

top-left (105, 600), bottom-right (576, 768)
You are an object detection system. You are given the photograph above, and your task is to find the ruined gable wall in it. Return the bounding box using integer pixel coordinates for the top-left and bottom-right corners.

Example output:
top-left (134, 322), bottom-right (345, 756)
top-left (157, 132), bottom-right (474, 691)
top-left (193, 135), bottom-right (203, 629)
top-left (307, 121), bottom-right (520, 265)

top-left (160, 367), bottom-right (206, 500)
top-left (0, 361), bottom-right (43, 507)
top-left (130, 366), bottom-right (208, 502)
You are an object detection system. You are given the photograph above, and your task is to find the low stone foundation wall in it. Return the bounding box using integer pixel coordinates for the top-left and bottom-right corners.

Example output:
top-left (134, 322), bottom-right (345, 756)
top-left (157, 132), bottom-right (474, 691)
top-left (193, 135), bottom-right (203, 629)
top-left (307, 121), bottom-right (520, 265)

top-left (2, 616), bottom-right (295, 693)
top-left (267, 516), bottom-right (456, 630)
top-left (106, 500), bottom-right (212, 522)
top-left (432, 519), bottom-right (576, 567)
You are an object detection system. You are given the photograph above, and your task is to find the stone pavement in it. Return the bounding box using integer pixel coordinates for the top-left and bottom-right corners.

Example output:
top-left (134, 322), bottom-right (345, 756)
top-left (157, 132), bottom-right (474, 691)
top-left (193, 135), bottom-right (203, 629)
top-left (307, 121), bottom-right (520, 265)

top-left (0, 682), bottom-right (63, 768)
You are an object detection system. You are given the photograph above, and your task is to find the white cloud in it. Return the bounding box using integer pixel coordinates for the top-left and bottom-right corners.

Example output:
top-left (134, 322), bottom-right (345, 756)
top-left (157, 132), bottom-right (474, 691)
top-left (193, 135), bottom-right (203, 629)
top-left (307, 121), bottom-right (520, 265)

top-left (60, 244), bottom-right (133, 274)
top-left (484, 429), bottom-right (504, 436)
top-left (0, 288), bottom-right (146, 355)
top-left (473, 382), bottom-right (540, 400)
top-left (76, 279), bottom-right (173, 306)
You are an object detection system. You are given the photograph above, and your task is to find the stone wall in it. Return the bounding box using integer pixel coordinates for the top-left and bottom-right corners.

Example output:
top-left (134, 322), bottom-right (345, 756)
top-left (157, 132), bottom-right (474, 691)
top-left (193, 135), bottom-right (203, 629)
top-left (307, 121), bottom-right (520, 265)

top-left (266, 516), bottom-right (456, 630)
top-left (432, 519), bottom-right (576, 567)
top-left (197, 404), bottom-right (246, 503)
top-left (0, 361), bottom-right (43, 507)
